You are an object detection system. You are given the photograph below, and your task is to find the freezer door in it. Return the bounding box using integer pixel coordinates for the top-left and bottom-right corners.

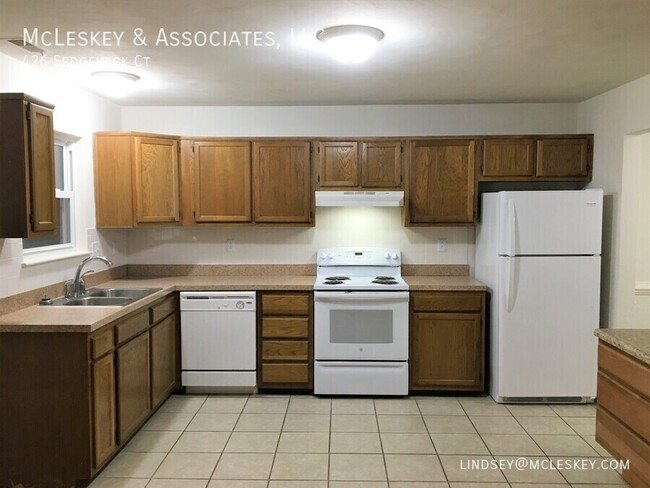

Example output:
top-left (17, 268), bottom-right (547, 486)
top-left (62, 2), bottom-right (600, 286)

top-left (498, 190), bottom-right (603, 256)
top-left (493, 255), bottom-right (600, 400)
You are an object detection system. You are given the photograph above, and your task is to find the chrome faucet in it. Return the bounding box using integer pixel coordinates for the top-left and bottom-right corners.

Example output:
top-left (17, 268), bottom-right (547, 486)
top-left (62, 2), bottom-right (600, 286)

top-left (66, 255), bottom-right (113, 299)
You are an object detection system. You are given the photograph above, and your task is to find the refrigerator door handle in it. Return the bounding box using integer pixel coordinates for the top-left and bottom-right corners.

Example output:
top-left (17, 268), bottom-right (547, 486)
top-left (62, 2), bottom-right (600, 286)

top-left (505, 199), bottom-right (517, 256)
top-left (505, 257), bottom-right (516, 312)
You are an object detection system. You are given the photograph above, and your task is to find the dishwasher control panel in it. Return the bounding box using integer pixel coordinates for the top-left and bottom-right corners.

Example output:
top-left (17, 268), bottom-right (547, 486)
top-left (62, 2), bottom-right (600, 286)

top-left (180, 291), bottom-right (256, 311)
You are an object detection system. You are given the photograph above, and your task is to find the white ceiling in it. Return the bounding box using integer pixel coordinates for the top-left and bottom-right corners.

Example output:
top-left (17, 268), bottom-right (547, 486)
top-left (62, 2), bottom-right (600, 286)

top-left (1, 0), bottom-right (650, 106)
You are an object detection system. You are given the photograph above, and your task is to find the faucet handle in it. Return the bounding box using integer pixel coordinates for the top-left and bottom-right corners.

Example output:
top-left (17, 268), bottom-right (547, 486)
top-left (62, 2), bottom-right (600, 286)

top-left (78, 270), bottom-right (95, 296)
top-left (64, 280), bottom-right (75, 298)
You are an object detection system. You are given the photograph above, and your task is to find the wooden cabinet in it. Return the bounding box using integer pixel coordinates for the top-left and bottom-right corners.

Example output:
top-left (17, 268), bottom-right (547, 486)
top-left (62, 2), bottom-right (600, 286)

top-left (406, 139), bottom-right (476, 225)
top-left (482, 138), bottom-right (535, 177)
top-left (536, 137), bottom-right (590, 177)
top-left (253, 141), bottom-right (313, 223)
top-left (91, 353), bottom-right (116, 469)
top-left (150, 313), bottom-right (178, 409)
top-left (259, 292), bottom-right (313, 389)
top-left (318, 141), bottom-right (358, 187)
top-left (361, 141), bottom-right (402, 188)
top-left (94, 133), bottom-right (180, 227)
top-left (0, 93), bottom-right (56, 238)
top-left (410, 291), bottom-right (485, 391)
top-left (191, 141), bottom-right (252, 222)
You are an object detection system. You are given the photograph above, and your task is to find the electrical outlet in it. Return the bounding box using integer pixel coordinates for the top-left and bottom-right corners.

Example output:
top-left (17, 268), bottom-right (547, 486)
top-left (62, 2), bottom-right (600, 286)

top-left (226, 239), bottom-right (235, 252)
top-left (437, 238), bottom-right (447, 252)
top-left (91, 242), bottom-right (100, 256)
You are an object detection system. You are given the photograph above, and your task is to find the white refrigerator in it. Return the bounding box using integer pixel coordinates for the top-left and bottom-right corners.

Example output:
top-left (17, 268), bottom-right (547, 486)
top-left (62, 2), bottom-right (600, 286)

top-left (475, 189), bottom-right (603, 403)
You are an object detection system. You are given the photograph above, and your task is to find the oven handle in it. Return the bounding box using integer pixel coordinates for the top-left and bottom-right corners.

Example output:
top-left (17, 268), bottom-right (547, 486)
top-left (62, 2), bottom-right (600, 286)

top-left (314, 292), bottom-right (409, 302)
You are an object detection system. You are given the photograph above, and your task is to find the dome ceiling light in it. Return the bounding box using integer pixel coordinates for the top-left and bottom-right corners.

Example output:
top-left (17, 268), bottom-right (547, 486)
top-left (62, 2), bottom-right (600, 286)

top-left (316, 25), bottom-right (384, 64)
top-left (91, 71), bottom-right (140, 98)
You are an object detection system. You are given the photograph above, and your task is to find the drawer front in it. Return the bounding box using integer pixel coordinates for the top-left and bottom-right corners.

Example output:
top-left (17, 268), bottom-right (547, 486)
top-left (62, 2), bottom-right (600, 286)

top-left (115, 309), bottom-right (150, 345)
top-left (412, 292), bottom-right (483, 312)
top-left (598, 342), bottom-right (650, 398)
top-left (262, 341), bottom-right (309, 361)
top-left (262, 294), bottom-right (310, 315)
top-left (151, 293), bottom-right (177, 324)
top-left (597, 372), bottom-right (650, 440)
top-left (91, 326), bottom-right (115, 359)
top-left (262, 363), bottom-right (309, 384)
top-left (262, 317), bottom-right (309, 338)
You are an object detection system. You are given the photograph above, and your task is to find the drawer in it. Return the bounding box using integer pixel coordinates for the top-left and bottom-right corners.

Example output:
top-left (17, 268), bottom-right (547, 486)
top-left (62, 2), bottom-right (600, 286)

top-left (262, 341), bottom-right (309, 361)
top-left (597, 372), bottom-right (650, 440)
top-left (412, 292), bottom-right (483, 312)
top-left (262, 294), bottom-right (310, 315)
top-left (151, 293), bottom-right (177, 324)
top-left (598, 342), bottom-right (650, 398)
top-left (262, 317), bottom-right (309, 338)
top-left (90, 326), bottom-right (114, 359)
top-left (262, 363), bottom-right (309, 384)
top-left (115, 309), bottom-right (150, 345)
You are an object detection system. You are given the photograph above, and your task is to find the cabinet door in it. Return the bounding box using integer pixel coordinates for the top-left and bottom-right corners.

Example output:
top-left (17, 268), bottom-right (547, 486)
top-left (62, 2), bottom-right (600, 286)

top-left (536, 138), bottom-right (589, 177)
top-left (194, 141), bottom-right (251, 222)
top-left (253, 141), bottom-right (312, 223)
top-left (318, 141), bottom-right (358, 187)
top-left (410, 312), bottom-right (483, 390)
top-left (361, 141), bottom-right (402, 188)
top-left (28, 103), bottom-right (57, 233)
top-left (134, 137), bottom-right (180, 223)
top-left (116, 332), bottom-right (151, 444)
top-left (150, 314), bottom-right (178, 409)
top-left (482, 138), bottom-right (534, 177)
top-left (408, 140), bottom-right (475, 224)
top-left (92, 354), bottom-right (116, 469)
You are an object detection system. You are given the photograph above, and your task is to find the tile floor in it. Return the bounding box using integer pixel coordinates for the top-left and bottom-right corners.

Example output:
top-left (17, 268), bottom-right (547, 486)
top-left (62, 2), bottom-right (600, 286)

top-left (91, 394), bottom-right (630, 488)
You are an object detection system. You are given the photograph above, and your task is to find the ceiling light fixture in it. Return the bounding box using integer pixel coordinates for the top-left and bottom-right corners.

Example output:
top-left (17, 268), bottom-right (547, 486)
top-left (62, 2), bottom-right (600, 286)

top-left (316, 25), bottom-right (384, 64)
top-left (91, 71), bottom-right (140, 98)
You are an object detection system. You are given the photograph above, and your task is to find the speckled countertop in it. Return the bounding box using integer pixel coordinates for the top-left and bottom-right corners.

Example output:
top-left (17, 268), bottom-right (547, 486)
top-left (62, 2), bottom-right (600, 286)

top-left (0, 274), bottom-right (486, 333)
top-left (595, 329), bottom-right (650, 366)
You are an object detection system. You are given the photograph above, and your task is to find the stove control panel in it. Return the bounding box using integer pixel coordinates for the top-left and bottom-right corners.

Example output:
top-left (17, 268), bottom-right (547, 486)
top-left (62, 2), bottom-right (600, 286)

top-left (317, 247), bottom-right (401, 266)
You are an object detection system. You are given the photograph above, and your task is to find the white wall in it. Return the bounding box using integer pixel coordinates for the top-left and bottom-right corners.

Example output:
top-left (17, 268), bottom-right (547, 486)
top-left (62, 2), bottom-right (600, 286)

top-left (0, 52), bottom-right (126, 298)
top-left (578, 73), bottom-right (650, 328)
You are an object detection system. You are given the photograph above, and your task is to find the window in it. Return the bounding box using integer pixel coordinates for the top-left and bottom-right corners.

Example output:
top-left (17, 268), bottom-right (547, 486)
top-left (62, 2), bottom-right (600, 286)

top-left (23, 133), bottom-right (77, 253)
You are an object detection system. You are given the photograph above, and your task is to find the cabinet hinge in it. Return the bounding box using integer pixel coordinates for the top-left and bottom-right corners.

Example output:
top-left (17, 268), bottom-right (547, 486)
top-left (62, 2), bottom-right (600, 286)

top-left (317, 146), bottom-right (320, 154)
top-left (25, 106), bottom-right (31, 121)
top-left (317, 175), bottom-right (320, 182)
top-left (193, 211), bottom-right (196, 219)
top-left (400, 175), bottom-right (403, 183)
top-left (400, 145), bottom-right (403, 154)
top-left (29, 213), bottom-right (34, 225)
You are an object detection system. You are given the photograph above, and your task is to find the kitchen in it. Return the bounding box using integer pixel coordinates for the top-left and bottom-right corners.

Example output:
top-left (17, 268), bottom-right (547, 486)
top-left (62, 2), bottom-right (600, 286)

top-left (1, 1), bottom-right (649, 487)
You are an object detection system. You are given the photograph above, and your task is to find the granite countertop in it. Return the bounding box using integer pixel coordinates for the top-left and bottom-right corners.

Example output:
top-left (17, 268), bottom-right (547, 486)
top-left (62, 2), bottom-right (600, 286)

top-left (0, 274), bottom-right (486, 333)
top-left (595, 328), bottom-right (650, 366)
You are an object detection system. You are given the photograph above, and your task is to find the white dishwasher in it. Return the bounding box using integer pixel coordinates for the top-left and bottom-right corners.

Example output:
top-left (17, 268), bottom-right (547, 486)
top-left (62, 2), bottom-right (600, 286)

top-left (180, 291), bottom-right (256, 392)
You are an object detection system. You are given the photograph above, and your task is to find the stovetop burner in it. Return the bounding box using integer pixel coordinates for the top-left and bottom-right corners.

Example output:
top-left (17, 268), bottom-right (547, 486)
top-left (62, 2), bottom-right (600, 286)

top-left (374, 276), bottom-right (394, 280)
top-left (325, 276), bottom-right (350, 281)
top-left (323, 280), bottom-right (344, 285)
top-left (372, 278), bottom-right (398, 285)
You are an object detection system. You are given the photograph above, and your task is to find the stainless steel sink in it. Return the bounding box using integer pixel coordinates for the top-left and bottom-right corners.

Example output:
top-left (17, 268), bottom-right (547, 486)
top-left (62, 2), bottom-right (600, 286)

top-left (60, 296), bottom-right (135, 307)
top-left (45, 287), bottom-right (162, 307)
top-left (86, 287), bottom-right (161, 300)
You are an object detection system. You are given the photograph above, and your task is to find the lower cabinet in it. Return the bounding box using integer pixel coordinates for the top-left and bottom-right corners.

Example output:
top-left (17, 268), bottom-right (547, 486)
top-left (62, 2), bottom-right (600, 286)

top-left (410, 291), bottom-right (486, 391)
top-left (117, 331), bottom-right (151, 443)
top-left (92, 353), bottom-right (117, 469)
top-left (151, 314), bottom-right (178, 409)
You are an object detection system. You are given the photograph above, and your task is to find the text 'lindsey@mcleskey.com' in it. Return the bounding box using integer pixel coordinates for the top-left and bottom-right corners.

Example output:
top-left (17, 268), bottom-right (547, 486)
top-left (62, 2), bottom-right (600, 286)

top-left (460, 457), bottom-right (630, 472)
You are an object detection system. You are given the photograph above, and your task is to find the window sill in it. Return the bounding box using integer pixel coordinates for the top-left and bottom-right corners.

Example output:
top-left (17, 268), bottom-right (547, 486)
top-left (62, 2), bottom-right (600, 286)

top-left (22, 250), bottom-right (90, 267)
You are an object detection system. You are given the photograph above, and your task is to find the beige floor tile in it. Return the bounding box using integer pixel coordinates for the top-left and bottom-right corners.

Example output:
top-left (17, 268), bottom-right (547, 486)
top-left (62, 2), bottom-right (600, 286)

top-left (385, 454), bottom-right (447, 482)
top-left (457, 396), bottom-right (497, 405)
top-left (172, 432), bottom-right (230, 453)
top-left (330, 432), bottom-right (382, 453)
top-left (153, 453), bottom-right (219, 479)
top-left (88, 479), bottom-right (148, 488)
top-left (207, 481), bottom-right (267, 488)
top-left (470, 416), bottom-right (526, 434)
top-left (287, 397), bottom-right (331, 414)
top-left (563, 416), bottom-right (596, 436)
top-left (158, 395), bottom-right (207, 414)
top-left (123, 431), bottom-right (182, 453)
top-left (374, 399), bottom-right (420, 415)
top-left (416, 398), bottom-right (465, 416)
top-left (461, 402), bottom-right (511, 417)
top-left (268, 482), bottom-right (328, 488)
top-left (380, 433), bottom-right (435, 454)
top-left (276, 432), bottom-right (329, 453)
top-left (581, 435), bottom-right (613, 457)
top-left (328, 482), bottom-right (389, 488)
top-left (211, 453), bottom-right (274, 479)
top-left (508, 484), bottom-right (568, 488)
top-left (243, 397), bottom-right (289, 414)
top-left (439, 455), bottom-right (506, 482)
top-left (377, 414), bottom-right (427, 433)
top-left (186, 413), bottom-right (239, 432)
top-left (332, 398), bottom-right (376, 414)
top-left (517, 417), bottom-right (574, 435)
top-left (235, 413), bottom-right (285, 431)
top-left (430, 433), bottom-right (489, 455)
top-left (99, 452), bottom-right (166, 478)
top-left (391, 483), bottom-right (449, 488)
top-left (480, 434), bottom-right (544, 456)
top-left (270, 453), bottom-right (329, 480)
top-left (532, 434), bottom-right (599, 456)
top-left (142, 412), bottom-right (194, 431)
top-left (330, 453), bottom-right (387, 481)
top-left (506, 405), bottom-right (558, 417)
top-left (147, 479), bottom-right (209, 487)
top-left (224, 431), bottom-right (280, 453)
top-left (551, 457), bottom-right (627, 484)
top-left (567, 485), bottom-right (628, 488)
top-left (282, 413), bottom-right (330, 432)
top-left (331, 414), bottom-right (379, 432)
top-left (424, 416), bottom-right (477, 434)
top-left (497, 456), bottom-right (566, 484)
top-left (199, 396), bottom-right (248, 414)
top-left (551, 404), bottom-right (597, 417)
top-left (449, 483), bottom-right (509, 488)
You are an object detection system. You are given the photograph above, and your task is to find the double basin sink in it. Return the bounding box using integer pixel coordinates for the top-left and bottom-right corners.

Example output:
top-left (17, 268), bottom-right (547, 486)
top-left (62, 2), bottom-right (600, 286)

top-left (48, 287), bottom-right (162, 307)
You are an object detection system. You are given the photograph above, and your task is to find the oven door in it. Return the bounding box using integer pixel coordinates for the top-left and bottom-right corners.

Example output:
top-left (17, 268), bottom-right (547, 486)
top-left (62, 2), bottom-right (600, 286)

top-left (314, 291), bottom-right (409, 361)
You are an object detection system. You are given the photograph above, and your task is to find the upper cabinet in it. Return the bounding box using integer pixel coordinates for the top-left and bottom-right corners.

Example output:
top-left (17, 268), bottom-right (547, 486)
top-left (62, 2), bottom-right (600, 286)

top-left (536, 137), bottom-right (590, 178)
top-left (405, 139), bottom-right (476, 225)
top-left (482, 138), bottom-right (535, 177)
top-left (253, 141), bottom-right (313, 224)
top-left (94, 133), bottom-right (180, 227)
top-left (317, 140), bottom-right (402, 189)
top-left (0, 93), bottom-right (56, 238)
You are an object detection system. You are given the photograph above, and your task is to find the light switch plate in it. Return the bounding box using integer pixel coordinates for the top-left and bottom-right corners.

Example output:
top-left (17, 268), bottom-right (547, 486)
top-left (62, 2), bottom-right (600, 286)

top-left (437, 238), bottom-right (447, 252)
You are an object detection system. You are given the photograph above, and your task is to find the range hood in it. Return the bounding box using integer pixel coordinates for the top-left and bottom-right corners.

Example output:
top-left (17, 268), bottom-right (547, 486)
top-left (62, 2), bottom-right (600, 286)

top-left (315, 191), bottom-right (404, 207)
